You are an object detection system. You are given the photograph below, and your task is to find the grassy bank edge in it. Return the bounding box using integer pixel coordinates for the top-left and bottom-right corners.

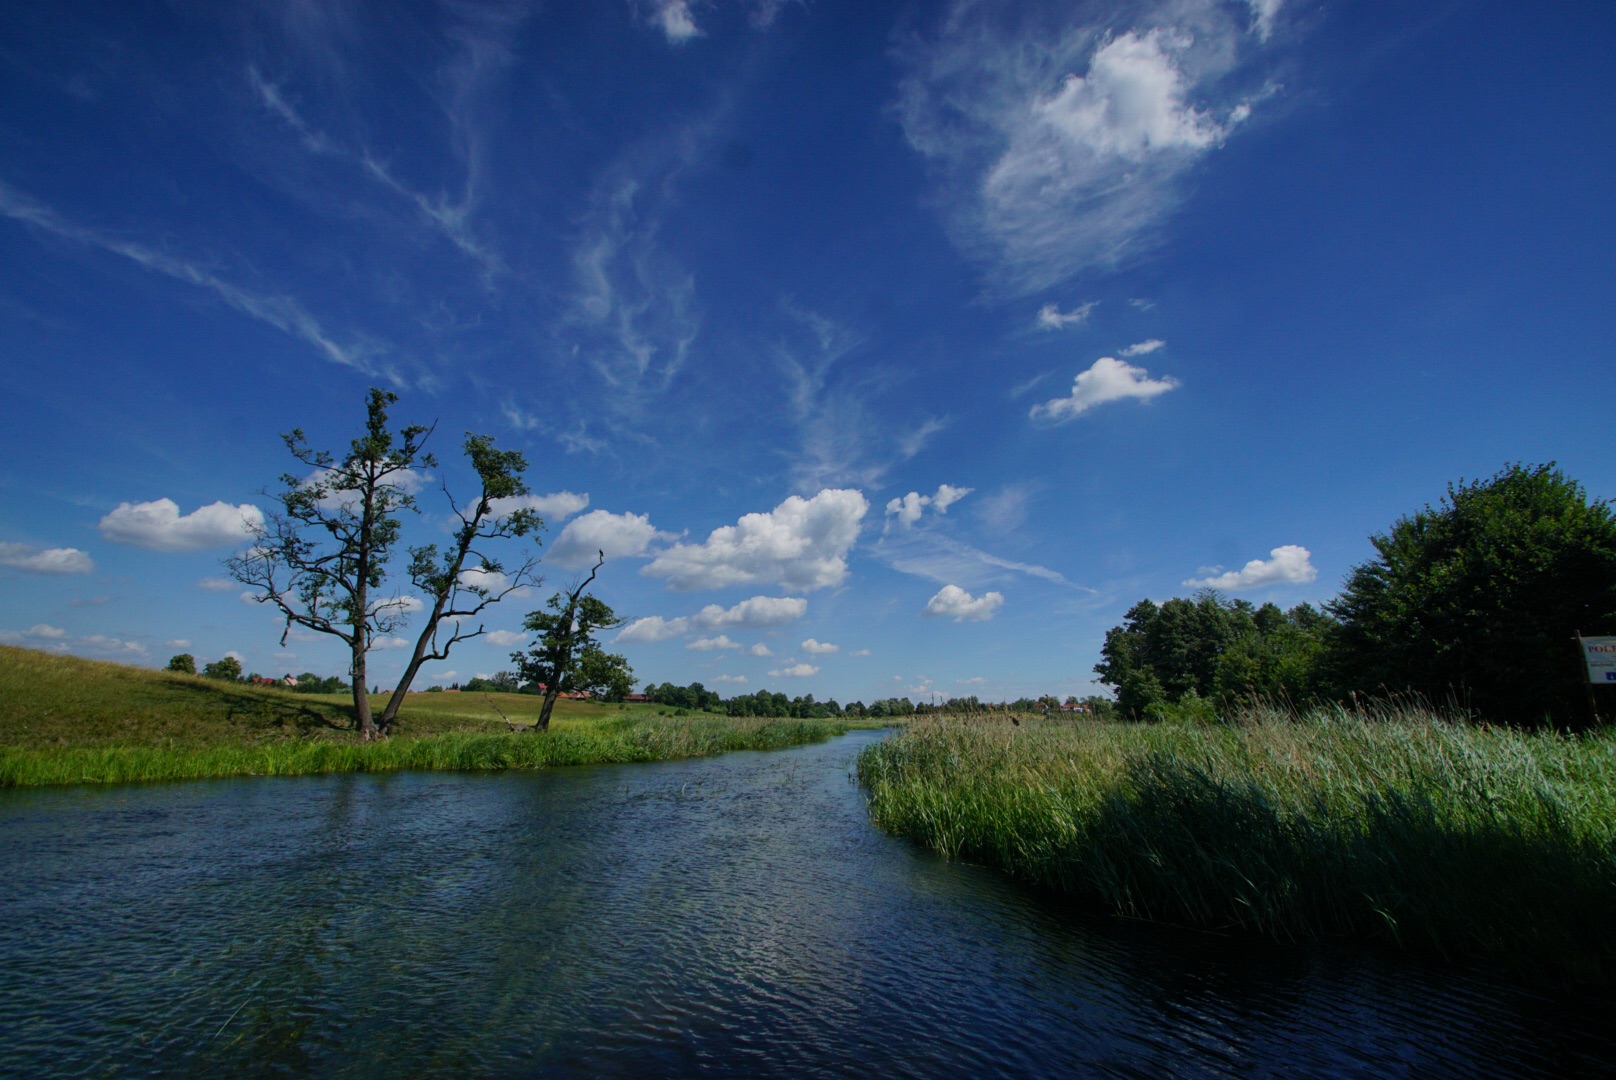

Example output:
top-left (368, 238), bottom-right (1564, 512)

top-left (856, 709), bottom-right (1616, 987)
top-left (0, 717), bottom-right (850, 788)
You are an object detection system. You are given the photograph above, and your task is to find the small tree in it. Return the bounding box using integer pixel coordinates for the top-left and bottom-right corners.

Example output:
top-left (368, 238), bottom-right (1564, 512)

top-left (203, 655), bottom-right (242, 681)
top-left (165, 653), bottom-right (196, 675)
top-left (228, 388), bottom-right (543, 740)
top-left (510, 553), bottom-right (629, 730)
top-left (1329, 463), bottom-right (1616, 728)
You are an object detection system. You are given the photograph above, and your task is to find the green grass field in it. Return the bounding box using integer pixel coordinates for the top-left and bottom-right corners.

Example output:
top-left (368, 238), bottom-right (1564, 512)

top-left (0, 645), bottom-right (848, 786)
top-left (857, 705), bottom-right (1616, 986)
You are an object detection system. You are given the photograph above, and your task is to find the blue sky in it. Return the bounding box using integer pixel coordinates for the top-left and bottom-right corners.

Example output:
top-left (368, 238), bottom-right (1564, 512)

top-left (2, 0), bottom-right (1612, 703)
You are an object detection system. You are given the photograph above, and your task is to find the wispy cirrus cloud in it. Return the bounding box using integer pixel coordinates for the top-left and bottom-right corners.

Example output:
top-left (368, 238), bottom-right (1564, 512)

top-left (563, 120), bottom-right (711, 406)
top-left (1037, 301), bottom-right (1095, 329)
top-left (248, 67), bottom-right (505, 283)
top-left (895, 0), bottom-right (1286, 293)
top-left (877, 529), bottom-right (1078, 592)
top-left (0, 181), bottom-right (388, 376)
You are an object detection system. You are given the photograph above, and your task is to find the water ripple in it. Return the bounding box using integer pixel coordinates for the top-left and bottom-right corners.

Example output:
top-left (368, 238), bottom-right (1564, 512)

top-left (1, 732), bottom-right (1611, 1077)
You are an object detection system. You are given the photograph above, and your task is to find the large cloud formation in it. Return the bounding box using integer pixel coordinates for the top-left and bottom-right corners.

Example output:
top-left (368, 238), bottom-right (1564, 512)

top-left (98, 498), bottom-right (264, 552)
top-left (643, 489), bottom-right (868, 591)
top-left (896, 0), bottom-right (1285, 292)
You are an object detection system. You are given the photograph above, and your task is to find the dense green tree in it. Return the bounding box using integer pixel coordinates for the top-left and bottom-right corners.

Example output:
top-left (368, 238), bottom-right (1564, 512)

top-left (1096, 592), bottom-right (1335, 718)
top-left (575, 644), bottom-right (635, 702)
top-left (202, 655), bottom-right (242, 681)
top-left (1329, 463), bottom-right (1616, 728)
top-left (646, 681), bottom-right (723, 711)
top-left (510, 555), bottom-right (629, 729)
top-left (165, 653), bottom-right (195, 675)
top-left (228, 388), bottom-right (542, 739)
top-left (289, 672), bottom-right (350, 694)
top-left (464, 671), bottom-right (521, 694)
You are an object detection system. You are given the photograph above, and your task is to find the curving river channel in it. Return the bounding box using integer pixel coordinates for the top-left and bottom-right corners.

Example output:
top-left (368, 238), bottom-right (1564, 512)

top-left (1, 729), bottom-right (1611, 1077)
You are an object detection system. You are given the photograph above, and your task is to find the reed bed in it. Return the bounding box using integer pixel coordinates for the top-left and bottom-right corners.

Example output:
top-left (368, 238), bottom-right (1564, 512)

top-left (857, 703), bottom-right (1616, 985)
top-left (0, 715), bottom-right (845, 788)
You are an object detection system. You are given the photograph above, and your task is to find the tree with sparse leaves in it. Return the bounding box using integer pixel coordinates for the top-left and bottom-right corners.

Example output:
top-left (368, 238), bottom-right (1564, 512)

top-left (228, 388), bottom-right (543, 740)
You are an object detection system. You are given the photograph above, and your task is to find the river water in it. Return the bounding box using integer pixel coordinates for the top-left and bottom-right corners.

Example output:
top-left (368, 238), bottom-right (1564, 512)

top-left (0, 729), bottom-right (1610, 1077)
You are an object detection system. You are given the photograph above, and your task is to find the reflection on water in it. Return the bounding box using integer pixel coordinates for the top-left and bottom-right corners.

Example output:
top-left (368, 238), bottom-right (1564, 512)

top-left (1, 730), bottom-right (1610, 1077)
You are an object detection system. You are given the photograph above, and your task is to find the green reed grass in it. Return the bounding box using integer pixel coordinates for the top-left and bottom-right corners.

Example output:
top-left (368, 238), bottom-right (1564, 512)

top-left (0, 716), bottom-right (844, 787)
top-left (857, 703), bottom-right (1616, 985)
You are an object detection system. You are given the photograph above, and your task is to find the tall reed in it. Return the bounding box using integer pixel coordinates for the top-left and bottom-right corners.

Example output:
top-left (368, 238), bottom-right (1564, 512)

top-left (857, 703), bottom-right (1616, 985)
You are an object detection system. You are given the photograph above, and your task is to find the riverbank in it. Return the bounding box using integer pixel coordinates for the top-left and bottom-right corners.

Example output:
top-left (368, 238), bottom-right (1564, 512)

top-left (856, 705), bottom-right (1616, 986)
top-left (0, 646), bottom-right (849, 787)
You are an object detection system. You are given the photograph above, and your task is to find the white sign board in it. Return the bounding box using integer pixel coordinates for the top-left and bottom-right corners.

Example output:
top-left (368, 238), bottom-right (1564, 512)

top-left (1583, 636), bottom-right (1616, 685)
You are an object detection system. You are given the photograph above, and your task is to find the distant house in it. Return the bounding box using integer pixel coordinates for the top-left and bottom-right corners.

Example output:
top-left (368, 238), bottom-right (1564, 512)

top-left (625, 693), bottom-right (649, 703)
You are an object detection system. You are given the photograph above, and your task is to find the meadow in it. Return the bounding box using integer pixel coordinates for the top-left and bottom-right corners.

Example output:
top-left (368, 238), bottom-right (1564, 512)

top-left (0, 645), bottom-right (849, 787)
top-left (857, 703), bottom-right (1616, 986)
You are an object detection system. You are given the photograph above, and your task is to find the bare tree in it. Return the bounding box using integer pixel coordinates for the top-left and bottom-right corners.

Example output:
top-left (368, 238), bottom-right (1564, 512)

top-left (227, 389), bottom-right (542, 740)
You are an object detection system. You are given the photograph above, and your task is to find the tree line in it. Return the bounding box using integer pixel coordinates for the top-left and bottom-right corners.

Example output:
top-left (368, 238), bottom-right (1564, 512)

top-left (1096, 463), bottom-right (1616, 729)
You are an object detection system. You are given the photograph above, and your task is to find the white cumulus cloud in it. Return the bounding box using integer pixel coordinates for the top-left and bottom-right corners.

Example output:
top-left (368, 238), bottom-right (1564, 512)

top-left (196, 577), bottom-right (237, 592)
top-left (801, 638), bottom-right (839, 655)
top-left (484, 630), bottom-right (528, 647)
top-left (768, 663), bottom-right (819, 678)
top-left (615, 595), bottom-right (807, 645)
top-left (1030, 357), bottom-right (1178, 424)
top-left (1121, 339), bottom-right (1166, 356)
top-left (27, 623), bottom-right (68, 639)
top-left (616, 616), bottom-right (688, 644)
top-left (923, 584), bottom-right (1005, 622)
top-left (749, 643), bottom-right (773, 657)
top-left (885, 484), bottom-right (974, 529)
top-left (489, 491), bottom-right (589, 522)
top-left (549, 509), bottom-right (663, 569)
top-left (695, 595), bottom-right (808, 630)
top-left (687, 635), bottom-right (740, 651)
top-left (713, 674), bottom-right (748, 684)
top-left (0, 542), bottom-right (94, 575)
top-left (99, 498), bottom-right (264, 552)
top-left (1183, 545), bottom-right (1317, 590)
top-left (644, 489), bottom-right (868, 592)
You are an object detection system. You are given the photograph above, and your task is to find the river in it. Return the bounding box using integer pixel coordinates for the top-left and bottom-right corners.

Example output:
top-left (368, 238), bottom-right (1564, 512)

top-left (0, 729), bottom-right (1610, 1076)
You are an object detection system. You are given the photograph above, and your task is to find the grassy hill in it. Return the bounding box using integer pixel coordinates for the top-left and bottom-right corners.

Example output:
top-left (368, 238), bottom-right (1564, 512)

top-left (0, 644), bottom-right (677, 749)
top-left (0, 645), bottom-right (844, 786)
